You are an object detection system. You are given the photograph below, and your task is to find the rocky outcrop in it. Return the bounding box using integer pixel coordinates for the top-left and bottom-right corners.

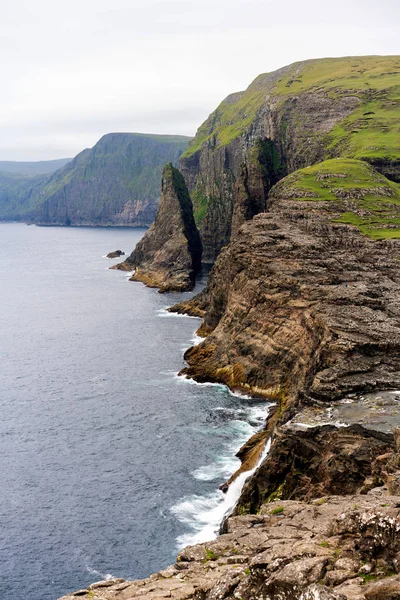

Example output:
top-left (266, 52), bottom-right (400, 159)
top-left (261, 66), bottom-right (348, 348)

top-left (179, 167), bottom-right (400, 405)
top-left (106, 250), bottom-right (125, 258)
top-left (235, 424), bottom-right (394, 514)
top-left (114, 164), bottom-right (202, 292)
top-left (59, 486), bottom-right (400, 600)
top-left (180, 56), bottom-right (400, 261)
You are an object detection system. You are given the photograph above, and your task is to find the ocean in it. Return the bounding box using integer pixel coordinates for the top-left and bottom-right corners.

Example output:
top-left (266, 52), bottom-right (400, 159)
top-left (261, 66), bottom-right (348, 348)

top-left (0, 223), bottom-right (270, 600)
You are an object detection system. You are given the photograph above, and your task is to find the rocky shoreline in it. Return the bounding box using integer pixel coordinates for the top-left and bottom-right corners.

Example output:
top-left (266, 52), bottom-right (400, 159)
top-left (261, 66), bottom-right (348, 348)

top-left (59, 56), bottom-right (400, 600)
top-left (61, 179), bottom-right (400, 600)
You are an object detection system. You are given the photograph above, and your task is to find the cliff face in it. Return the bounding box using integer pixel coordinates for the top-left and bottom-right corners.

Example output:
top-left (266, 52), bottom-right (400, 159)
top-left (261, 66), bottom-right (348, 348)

top-left (114, 164), bottom-right (202, 292)
top-left (180, 56), bottom-right (400, 261)
top-left (0, 159), bottom-right (71, 221)
top-left (0, 133), bottom-right (190, 225)
top-left (180, 159), bottom-right (400, 406)
top-left (35, 133), bottom-right (191, 226)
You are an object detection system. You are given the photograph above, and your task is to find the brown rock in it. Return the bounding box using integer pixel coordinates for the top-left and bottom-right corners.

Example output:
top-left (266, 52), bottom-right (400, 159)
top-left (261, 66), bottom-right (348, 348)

top-left (235, 424), bottom-right (393, 514)
top-left (365, 574), bottom-right (400, 599)
top-left (180, 198), bottom-right (400, 405)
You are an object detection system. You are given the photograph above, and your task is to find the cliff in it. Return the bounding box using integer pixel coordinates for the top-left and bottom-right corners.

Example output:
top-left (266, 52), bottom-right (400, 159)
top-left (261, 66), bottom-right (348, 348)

top-left (35, 133), bottom-right (191, 226)
top-left (180, 158), bottom-right (400, 406)
top-left (0, 158), bottom-right (71, 221)
top-left (114, 163), bottom-right (202, 292)
top-left (179, 56), bottom-right (400, 261)
top-left (0, 133), bottom-right (191, 225)
top-left (61, 57), bottom-right (400, 600)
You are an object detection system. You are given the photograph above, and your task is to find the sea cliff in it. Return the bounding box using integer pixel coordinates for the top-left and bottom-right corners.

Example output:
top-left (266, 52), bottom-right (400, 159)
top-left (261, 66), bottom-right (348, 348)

top-left (179, 56), bottom-right (400, 261)
top-left (61, 56), bottom-right (400, 600)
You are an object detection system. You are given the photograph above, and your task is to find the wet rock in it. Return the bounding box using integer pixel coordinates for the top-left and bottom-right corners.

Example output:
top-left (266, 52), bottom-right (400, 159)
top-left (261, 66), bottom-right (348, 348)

top-left (106, 250), bottom-right (125, 258)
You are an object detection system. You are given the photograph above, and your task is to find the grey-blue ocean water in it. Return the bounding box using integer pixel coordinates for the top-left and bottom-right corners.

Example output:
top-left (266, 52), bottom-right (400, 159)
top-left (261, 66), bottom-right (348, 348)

top-left (0, 223), bottom-right (269, 600)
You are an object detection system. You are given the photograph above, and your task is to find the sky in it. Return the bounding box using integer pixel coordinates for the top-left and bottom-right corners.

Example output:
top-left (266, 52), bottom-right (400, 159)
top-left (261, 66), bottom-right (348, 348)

top-left (1, 0), bottom-right (399, 161)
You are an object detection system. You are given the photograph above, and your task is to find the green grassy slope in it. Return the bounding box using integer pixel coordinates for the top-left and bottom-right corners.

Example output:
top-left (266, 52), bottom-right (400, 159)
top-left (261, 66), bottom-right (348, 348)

top-left (271, 158), bottom-right (400, 239)
top-left (183, 56), bottom-right (400, 163)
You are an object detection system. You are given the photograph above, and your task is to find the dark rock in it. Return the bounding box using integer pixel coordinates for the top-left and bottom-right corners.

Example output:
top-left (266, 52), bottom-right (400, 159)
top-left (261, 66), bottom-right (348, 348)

top-left (106, 250), bottom-right (125, 258)
top-left (235, 424), bottom-right (394, 514)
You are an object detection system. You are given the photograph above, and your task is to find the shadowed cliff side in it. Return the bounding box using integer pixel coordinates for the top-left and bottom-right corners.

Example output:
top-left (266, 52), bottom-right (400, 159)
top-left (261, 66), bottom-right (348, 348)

top-left (113, 163), bottom-right (202, 292)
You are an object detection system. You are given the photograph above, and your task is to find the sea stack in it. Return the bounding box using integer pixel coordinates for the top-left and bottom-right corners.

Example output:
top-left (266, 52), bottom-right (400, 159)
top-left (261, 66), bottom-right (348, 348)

top-left (116, 163), bottom-right (202, 292)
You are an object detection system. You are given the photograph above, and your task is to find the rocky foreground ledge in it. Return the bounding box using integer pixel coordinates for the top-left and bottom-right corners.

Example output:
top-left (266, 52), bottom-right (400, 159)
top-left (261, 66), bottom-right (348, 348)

top-left (60, 423), bottom-right (400, 600)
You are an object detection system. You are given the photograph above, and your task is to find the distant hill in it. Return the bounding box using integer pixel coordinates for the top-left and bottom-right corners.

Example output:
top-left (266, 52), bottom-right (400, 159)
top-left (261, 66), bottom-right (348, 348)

top-left (0, 158), bottom-right (72, 176)
top-left (0, 133), bottom-right (191, 225)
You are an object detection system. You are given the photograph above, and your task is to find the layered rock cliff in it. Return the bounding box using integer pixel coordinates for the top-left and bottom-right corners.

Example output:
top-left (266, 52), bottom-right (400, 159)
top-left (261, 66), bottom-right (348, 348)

top-left (179, 56), bottom-right (400, 261)
top-left (114, 163), bottom-right (202, 292)
top-left (180, 159), bottom-right (400, 409)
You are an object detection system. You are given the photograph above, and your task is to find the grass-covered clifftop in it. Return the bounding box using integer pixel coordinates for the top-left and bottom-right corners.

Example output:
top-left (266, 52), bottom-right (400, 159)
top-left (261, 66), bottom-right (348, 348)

top-left (270, 158), bottom-right (400, 239)
top-left (183, 55), bottom-right (400, 163)
top-left (179, 55), bottom-right (400, 261)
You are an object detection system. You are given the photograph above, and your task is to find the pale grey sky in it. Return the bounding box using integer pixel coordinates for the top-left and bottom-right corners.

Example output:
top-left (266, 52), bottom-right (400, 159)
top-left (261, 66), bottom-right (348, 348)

top-left (1, 0), bottom-right (399, 160)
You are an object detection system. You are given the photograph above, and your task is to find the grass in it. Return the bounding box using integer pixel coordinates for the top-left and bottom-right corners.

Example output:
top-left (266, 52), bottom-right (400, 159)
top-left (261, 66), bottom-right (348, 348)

top-left (182, 56), bottom-right (400, 161)
top-left (270, 506), bottom-right (285, 515)
top-left (273, 56), bottom-right (400, 97)
top-left (204, 548), bottom-right (217, 561)
top-left (273, 158), bottom-right (400, 239)
top-left (191, 188), bottom-right (210, 225)
top-left (182, 84), bottom-right (266, 158)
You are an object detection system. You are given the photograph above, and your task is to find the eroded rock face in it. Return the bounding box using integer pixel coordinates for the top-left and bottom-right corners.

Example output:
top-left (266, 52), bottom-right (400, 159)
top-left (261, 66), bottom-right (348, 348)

top-left (58, 492), bottom-right (400, 600)
top-left (235, 424), bottom-right (394, 514)
top-left (180, 72), bottom-right (361, 261)
top-left (114, 163), bottom-right (202, 292)
top-left (179, 196), bottom-right (400, 403)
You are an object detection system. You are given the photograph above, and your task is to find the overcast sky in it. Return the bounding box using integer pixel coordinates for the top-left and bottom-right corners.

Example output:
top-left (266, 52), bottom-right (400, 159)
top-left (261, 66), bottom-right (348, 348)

top-left (1, 0), bottom-right (399, 160)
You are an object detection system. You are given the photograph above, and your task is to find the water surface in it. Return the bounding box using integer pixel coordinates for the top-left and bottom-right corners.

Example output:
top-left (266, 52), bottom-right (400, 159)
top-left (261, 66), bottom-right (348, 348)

top-left (0, 224), bottom-right (269, 600)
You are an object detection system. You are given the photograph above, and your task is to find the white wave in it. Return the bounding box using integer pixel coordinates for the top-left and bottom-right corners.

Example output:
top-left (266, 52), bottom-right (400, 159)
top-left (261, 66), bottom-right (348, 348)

top-left (191, 333), bottom-right (205, 346)
top-left (85, 566), bottom-right (115, 581)
top-left (193, 455), bottom-right (240, 481)
top-left (156, 308), bottom-right (200, 319)
top-left (171, 403), bottom-right (271, 550)
top-left (174, 373), bottom-right (227, 391)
